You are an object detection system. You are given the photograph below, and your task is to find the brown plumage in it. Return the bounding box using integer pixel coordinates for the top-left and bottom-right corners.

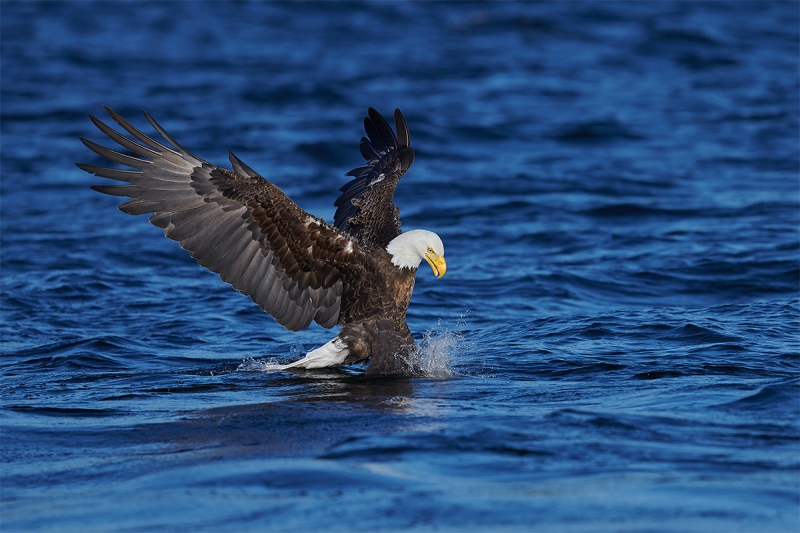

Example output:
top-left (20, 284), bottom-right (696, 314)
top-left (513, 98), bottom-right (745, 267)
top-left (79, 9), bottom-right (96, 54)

top-left (78, 106), bottom-right (445, 376)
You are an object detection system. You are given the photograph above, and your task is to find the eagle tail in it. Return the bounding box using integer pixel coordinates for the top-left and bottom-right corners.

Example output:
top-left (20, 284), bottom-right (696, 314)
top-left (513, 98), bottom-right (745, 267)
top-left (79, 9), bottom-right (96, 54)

top-left (275, 337), bottom-right (350, 370)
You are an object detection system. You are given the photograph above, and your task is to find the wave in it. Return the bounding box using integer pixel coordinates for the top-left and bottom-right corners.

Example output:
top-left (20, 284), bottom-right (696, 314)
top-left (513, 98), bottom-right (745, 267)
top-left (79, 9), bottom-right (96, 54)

top-left (550, 119), bottom-right (645, 143)
top-left (717, 379), bottom-right (800, 415)
top-left (582, 203), bottom-right (698, 218)
top-left (6, 405), bottom-right (123, 418)
top-left (4, 337), bottom-right (139, 370)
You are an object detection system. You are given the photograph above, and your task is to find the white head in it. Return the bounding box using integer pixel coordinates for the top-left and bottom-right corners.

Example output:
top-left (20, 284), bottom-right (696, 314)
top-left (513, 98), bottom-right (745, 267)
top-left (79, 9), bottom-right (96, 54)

top-left (386, 229), bottom-right (446, 277)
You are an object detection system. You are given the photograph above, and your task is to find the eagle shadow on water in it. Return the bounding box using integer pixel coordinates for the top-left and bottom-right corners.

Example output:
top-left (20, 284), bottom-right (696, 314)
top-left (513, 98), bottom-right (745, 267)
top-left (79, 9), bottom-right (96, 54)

top-left (78, 107), bottom-right (446, 376)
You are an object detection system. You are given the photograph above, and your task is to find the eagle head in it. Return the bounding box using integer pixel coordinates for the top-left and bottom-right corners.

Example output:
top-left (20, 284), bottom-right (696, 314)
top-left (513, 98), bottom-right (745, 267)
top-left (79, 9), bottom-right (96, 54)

top-left (386, 230), bottom-right (446, 278)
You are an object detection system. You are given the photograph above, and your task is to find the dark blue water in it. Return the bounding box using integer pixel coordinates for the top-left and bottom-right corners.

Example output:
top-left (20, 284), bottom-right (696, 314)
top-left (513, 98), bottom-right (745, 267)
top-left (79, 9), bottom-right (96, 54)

top-left (2, 1), bottom-right (798, 531)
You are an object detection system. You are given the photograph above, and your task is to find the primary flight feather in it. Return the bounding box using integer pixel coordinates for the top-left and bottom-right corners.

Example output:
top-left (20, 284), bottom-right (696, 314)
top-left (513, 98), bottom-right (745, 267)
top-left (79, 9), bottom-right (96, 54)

top-left (78, 107), bottom-right (446, 376)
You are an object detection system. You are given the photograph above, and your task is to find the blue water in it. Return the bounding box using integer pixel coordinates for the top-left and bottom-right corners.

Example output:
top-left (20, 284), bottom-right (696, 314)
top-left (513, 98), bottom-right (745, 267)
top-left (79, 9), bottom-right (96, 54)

top-left (1, 1), bottom-right (798, 531)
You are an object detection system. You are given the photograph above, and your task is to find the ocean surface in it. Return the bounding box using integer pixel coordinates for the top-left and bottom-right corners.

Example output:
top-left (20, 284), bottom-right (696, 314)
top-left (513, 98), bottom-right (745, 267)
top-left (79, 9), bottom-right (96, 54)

top-left (1, 1), bottom-right (798, 531)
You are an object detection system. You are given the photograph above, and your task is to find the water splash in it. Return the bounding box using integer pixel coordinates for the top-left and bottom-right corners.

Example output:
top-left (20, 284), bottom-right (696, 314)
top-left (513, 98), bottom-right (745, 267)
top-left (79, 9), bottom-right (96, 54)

top-left (236, 355), bottom-right (283, 372)
top-left (236, 320), bottom-right (471, 377)
top-left (236, 344), bottom-right (309, 372)
top-left (417, 315), bottom-right (472, 378)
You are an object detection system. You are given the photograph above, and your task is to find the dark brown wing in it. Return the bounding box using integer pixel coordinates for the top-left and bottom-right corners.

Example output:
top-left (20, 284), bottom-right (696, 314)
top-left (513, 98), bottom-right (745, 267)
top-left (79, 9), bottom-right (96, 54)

top-left (333, 108), bottom-right (415, 249)
top-left (78, 107), bottom-right (372, 332)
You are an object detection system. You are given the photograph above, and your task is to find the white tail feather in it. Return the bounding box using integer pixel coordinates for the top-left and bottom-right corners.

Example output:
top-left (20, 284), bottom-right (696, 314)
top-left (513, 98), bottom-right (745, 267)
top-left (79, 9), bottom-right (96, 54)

top-left (267, 337), bottom-right (349, 370)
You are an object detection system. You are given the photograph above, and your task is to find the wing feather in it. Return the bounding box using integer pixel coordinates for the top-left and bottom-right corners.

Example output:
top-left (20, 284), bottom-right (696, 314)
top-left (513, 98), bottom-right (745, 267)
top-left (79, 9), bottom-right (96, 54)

top-left (221, 239), bottom-right (261, 284)
top-left (103, 106), bottom-right (181, 157)
top-left (359, 138), bottom-right (380, 162)
top-left (261, 269), bottom-right (283, 315)
top-left (244, 255), bottom-right (272, 299)
top-left (196, 222), bottom-right (253, 272)
top-left (184, 208), bottom-right (249, 265)
top-left (79, 108), bottom-right (370, 331)
top-left (363, 122), bottom-right (387, 155)
top-left (230, 249), bottom-right (264, 293)
top-left (142, 109), bottom-right (201, 159)
top-left (394, 109), bottom-right (410, 147)
top-left (333, 108), bottom-right (414, 248)
top-left (80, 138), bottom-right (151, 168)
top-left (228, 150), bottom-right (262, 178)
top-left (368, 107), bottom-right (398, 150)
top-left (206, 230), bottom-right (252, 281)
top-left (88, 115), bottom-right (161, 159)
top-left (274, 287), bottom-right (294, 323)
top-left (163, 204), bottom-right (226, 242)
top-left (118, 197), bottom-right (206, 216)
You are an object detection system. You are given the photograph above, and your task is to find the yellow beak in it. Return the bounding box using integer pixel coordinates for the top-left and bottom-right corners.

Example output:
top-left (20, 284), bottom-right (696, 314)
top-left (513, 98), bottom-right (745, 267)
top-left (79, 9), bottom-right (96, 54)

top-left (425, 253), bottom-right (447, 278)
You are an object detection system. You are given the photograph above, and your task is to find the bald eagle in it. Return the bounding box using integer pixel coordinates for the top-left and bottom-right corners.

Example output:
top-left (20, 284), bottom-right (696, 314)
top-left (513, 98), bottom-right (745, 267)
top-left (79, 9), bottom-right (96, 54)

top-left (78, 107), bottom-right (446, 376)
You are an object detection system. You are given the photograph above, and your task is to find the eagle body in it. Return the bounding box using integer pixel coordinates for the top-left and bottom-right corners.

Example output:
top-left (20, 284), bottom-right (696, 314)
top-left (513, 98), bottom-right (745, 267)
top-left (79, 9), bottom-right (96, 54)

top-left (79, 107), bottom-right (446, 376)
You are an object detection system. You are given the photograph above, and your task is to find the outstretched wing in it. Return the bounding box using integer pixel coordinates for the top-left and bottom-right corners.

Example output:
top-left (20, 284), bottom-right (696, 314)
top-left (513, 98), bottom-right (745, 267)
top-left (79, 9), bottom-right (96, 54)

top-left (79, 107), bottom-right (367, 332)
top-left (333, 108), bottom-right (415, 249)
